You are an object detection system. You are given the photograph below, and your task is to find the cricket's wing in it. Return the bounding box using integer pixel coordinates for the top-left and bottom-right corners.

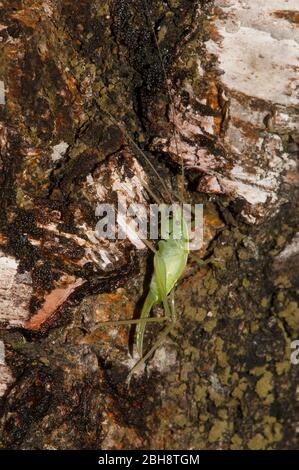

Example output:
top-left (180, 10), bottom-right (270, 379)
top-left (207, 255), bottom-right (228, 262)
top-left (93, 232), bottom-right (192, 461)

top-left (160, 240), bottom-right (189, 294)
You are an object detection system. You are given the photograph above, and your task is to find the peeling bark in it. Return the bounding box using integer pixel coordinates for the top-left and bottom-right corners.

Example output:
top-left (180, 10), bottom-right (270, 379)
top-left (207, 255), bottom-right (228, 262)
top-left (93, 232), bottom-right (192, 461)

top-left (0, 250), bottom-right (32, 327)
top-left (151, 0), bottom-right (299, 222)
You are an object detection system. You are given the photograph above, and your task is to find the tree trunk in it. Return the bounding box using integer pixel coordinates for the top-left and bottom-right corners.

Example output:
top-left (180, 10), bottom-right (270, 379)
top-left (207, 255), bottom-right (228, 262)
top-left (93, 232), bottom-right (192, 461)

top-left (0, 0), bottom-right (298, 450)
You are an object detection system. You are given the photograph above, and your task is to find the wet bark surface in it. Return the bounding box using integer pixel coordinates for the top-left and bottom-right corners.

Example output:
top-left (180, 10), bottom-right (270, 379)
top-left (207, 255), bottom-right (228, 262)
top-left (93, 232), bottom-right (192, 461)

top-left (0, 0), bottom-right (298, 449)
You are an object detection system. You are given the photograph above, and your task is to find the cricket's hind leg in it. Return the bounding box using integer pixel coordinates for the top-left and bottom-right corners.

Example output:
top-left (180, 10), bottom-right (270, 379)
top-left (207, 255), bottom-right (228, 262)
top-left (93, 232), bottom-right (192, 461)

top-left (169, 288), bottom-right (177, 322)
top-left (127, 290), bottom-right (178, 382)
top-left (94, 316), bottom-right (168, 328)
top-left (126, 322), bottom-right (175, 384)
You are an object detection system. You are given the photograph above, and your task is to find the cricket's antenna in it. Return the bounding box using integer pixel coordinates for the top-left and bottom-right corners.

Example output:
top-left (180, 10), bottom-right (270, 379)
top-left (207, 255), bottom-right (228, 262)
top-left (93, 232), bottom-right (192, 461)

top-left (142, 0), bottom-right (185, 204)
top-left (97, 105), bottom-right (173, 204)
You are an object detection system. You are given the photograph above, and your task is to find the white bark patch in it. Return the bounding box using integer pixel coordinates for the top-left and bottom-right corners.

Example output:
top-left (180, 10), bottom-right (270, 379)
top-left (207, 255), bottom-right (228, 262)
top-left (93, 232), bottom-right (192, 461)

top-left (276, 233), bottom-right (299, 260)
top-left (208, 0), bottom-right (299, 106)
top-left (112, 178), bottom-right (147, 250)
top-left (0, 340), bottom-right (14, 398)
top-left (0, 251), bottom-right (32, 327)
top-left (0, 80), bottom-right (5, 105)
top-left (35, 153), bottom-right (149, 272)
top-left (0, 364), bottom-right (14, 397)
top-left (50, 141), bottom-right (69, 162)
top-left (273, 232), bottom-right (299, 277)
top-left (83, 153), bottom-right (149, 253)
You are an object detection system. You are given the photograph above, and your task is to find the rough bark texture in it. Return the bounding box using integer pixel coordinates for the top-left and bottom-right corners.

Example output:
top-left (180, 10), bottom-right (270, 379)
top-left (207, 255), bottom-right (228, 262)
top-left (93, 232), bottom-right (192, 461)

top-left (0, 0), bottom-right (298, 450)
